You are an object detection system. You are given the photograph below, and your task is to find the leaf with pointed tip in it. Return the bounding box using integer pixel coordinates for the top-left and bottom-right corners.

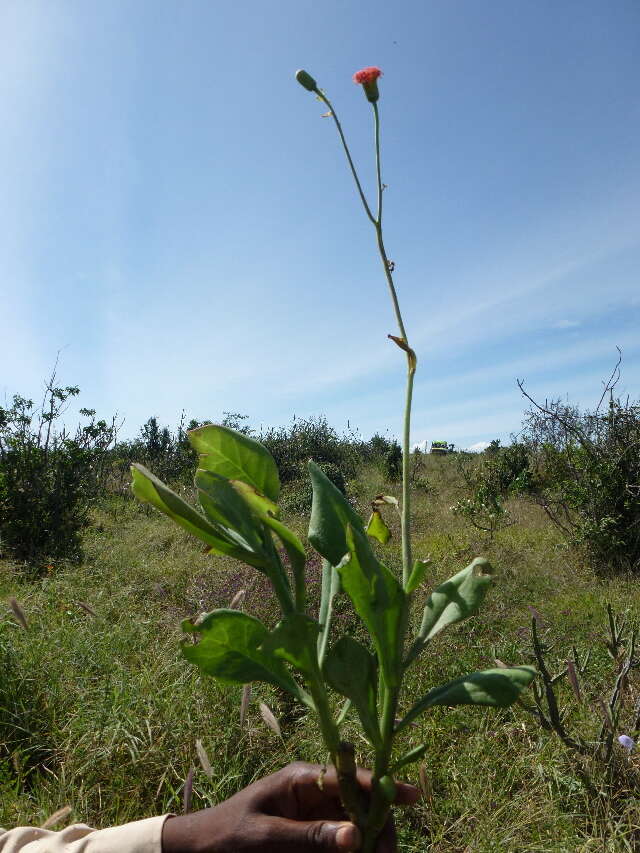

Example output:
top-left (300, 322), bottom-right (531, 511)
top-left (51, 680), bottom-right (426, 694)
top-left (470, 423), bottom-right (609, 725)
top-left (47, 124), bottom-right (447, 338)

top-left (189, 425), bottom-right (280, 502)
top-left (366, 510), bottom-right (391, 544)
top-left (229, 479), bottom-right (279, 518)
top-left (228, 478), bottom-right (305, 588)
top-left (262, 613), bottom-right (321, 679)
top-left (195, 469), bottom-right (265, 555)
top-left (181, 610), bottom-right (308, 704)
top-left (389, 744), bottom-right (427, 774)
top-left (308, 460), bottom-right (366, 566)
top-left (131, 464), bottom-right (253, 561)
top-left (323, 636), bottom-right (381, 748)
top-left (406, 558), bottom-right (493, 666)
top-left (337, 526), bottom-right (405, 688)
top-left (396, 666), bottom-right (536, 732)
top-left (405, 559), bottom-right (432, 594)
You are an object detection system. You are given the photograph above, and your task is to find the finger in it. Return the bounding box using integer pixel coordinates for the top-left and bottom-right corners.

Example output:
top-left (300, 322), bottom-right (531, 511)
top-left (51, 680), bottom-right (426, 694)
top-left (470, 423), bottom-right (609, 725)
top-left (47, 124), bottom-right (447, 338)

top-left (260, 816), bottom-right (362, 852)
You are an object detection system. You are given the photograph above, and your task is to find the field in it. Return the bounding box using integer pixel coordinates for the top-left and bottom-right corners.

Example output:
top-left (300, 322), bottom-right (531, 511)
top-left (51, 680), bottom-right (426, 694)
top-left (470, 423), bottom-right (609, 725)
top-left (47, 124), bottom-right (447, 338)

top-left (2, 455), bottom-right (640, 851)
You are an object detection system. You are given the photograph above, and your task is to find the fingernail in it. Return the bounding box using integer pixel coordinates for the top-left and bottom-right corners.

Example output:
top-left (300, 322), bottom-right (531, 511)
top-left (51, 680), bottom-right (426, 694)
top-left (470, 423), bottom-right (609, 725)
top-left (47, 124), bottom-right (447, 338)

top-left (335, 822), bottom-right (361, 850)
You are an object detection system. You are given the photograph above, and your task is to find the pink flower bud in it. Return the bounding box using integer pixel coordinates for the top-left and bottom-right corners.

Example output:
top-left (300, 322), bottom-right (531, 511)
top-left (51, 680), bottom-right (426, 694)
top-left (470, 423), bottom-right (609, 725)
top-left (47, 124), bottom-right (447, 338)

top-left (353, 66), bottom-right (382, 103)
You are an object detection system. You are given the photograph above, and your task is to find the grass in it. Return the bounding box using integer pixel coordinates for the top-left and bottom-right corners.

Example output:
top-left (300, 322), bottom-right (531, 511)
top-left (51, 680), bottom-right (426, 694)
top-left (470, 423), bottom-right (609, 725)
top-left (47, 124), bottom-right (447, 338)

top-left (2, 455), bottom-right (640, 850)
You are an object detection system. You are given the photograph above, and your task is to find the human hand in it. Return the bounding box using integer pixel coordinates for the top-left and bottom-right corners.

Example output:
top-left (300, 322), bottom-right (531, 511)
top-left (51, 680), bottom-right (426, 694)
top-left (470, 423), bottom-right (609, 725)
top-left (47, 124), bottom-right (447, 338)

top-left (161, 761), bottom-right (419, 853)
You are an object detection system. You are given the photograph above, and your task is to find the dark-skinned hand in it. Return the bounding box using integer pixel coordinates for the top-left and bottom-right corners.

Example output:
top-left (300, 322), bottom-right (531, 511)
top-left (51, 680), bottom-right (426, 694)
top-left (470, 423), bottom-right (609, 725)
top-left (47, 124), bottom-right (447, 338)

top-left (161, 761), bottom-right (420, 853)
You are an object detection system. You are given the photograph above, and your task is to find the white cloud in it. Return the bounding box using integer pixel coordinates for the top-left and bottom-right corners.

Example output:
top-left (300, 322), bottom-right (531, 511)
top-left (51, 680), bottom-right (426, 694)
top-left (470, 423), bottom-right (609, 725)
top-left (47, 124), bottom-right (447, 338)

top-left (466, 441), bottom-right (491, 452)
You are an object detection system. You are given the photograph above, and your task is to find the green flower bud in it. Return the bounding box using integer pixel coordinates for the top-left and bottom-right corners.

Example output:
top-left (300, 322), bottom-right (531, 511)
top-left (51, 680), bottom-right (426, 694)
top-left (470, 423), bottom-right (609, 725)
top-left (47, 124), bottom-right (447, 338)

top-left (295, 69), bottom-right (317, 93)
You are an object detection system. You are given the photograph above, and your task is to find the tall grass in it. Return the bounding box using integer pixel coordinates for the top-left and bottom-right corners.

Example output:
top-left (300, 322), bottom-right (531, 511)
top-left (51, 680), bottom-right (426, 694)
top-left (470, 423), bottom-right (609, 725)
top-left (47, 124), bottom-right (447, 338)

top-left (2, 457), bottom-right (640, 850)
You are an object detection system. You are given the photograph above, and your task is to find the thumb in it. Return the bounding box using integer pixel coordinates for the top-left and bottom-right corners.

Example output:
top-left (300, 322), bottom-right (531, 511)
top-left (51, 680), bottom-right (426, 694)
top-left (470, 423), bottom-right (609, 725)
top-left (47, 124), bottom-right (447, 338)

top-left (261, 817), bottom-right (362, 851)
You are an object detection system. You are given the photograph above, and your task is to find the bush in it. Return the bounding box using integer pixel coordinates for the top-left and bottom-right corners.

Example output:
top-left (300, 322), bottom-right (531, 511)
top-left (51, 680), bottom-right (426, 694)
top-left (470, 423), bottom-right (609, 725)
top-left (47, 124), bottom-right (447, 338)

top-left (452, 441), bottom-right (531, 535)
top-left (112, 415), bottom-right (202, 489)
top-left (280, 461), bottom-right (347, 515)
top-left (520, 390), bottom-right (640, 571)
top-left (0, 376), bottom-right (115, 570)
top-left (384, 441), bottom-right (402, 481)
top-left (260, 416), bottom-right (357, 485)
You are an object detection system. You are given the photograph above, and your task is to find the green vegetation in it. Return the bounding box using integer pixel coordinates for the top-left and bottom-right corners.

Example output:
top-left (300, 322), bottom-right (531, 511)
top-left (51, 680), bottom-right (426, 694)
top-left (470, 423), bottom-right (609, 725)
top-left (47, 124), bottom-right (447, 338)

top-left (2, 453), bottom-right (640, 850)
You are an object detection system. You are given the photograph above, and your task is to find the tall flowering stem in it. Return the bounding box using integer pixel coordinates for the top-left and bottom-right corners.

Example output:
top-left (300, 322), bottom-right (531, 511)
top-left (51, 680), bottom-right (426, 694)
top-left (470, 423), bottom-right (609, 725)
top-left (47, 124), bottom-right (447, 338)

top-left (314, 77), bottom-right (415, 588)
top-left (308, 68), bottom-right (417, 852)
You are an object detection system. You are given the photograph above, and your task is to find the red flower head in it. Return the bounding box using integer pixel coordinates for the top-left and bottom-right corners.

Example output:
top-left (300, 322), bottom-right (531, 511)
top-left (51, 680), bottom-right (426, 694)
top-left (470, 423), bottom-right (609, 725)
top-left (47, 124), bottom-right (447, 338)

top-left (353, 66), bottom-right (383, 103)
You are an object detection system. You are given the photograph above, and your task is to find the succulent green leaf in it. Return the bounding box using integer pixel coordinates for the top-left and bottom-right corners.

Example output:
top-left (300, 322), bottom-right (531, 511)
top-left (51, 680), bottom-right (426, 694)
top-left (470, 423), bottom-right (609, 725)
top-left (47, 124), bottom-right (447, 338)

top-left (389, 744), bottom-right (428, 774)
top-left (308, 460), bottom-right (366, 566)
top-left (406, 557), bottom-right (493, 666)
top-left (225, 478), bottom-right (305, 592)
top-left (396, 666), bottom-right (536, 732)
top-left (195, 470), bottom-right (265, 552)
top-left (229, 479), bottom-right (279, 518)
top-left (189, 425), bottom-right (280, 502)
top-left (337, 526), bottom-right (405, 688)
top-left (181, 609), bottom-right (310, 705)
top-left (131, 464), bottom-right (252, 561)
top-left (323, 636), bottom-right (381, 748)
top-left (366, 510), bottom-right (391, 544)
top-left (405, 559), bottom-right (432, 594)
top-left (261, 613), bottom-right (321, 678)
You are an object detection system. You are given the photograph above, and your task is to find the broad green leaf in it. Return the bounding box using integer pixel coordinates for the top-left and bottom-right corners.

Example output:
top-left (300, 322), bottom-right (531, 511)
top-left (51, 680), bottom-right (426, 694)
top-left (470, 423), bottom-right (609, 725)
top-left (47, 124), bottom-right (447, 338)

top-left (406, 557), bottom-right (493, 666)
top-left (337, 526), bottom-right (405, 688)
top-left (227, 477), bottom-right (306, 591)
top-left (389, 744), bottom-right (427, 774)
top-left (195, 469), bottom-right (265, 553)
top-left (396, 666), bottom-right (536, 732)
top-left (323, 636), bottom-right (381, 748)
top-left (189, 425), bottom-right (280, 502)
top-left (131, 464), bottom-right (252, 561)
top-left (229, 479), bottom-right (279, 518)
top-left (261, 613), bottom-right (320, 678)
top-left (405, 559), bottom-right (432, 594)
top-left (181, 609), bottom-right (310, 705)
top-left (308, 460), bottom-right (366, 566)
top-left (366, 510), bottom-right (391, 544)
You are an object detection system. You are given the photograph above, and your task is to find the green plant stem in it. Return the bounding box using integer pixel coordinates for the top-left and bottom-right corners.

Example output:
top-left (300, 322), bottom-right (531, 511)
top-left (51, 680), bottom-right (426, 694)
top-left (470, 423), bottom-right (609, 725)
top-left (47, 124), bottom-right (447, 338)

top-left (372, 103), bottom-right (414, 584)
top-left (360, 685), bottom-right (398, 853)
top-left (318, 93), bottom-right (376, 225)
top-left (307, 673), bottom-right (367, 827)
top-left (319, 87), bottom-right (417, 845)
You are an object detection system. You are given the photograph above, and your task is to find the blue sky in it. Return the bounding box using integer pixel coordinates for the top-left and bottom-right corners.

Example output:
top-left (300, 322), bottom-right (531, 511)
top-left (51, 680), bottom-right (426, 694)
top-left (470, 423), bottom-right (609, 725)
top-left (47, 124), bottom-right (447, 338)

top-left (2, 0), bottom-right (639, 450)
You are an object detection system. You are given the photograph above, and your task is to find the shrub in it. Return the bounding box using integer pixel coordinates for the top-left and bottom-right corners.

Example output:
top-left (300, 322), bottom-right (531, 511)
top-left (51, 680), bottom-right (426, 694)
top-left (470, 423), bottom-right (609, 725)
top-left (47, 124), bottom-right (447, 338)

top-left (520, 389), bottom-right (640, 571)
top-left (383, 441), bottom-right (402, 481)
top-left (280, 461), bottom-right (347, 515)
top-left (452, 442), bottom-right (532, 535)
top-left (112, 415), bottom-right (206, 490)
top-left (0, 375), bottom-right (115, 570)
top-left (260, 415), bottom-right (357, 484)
